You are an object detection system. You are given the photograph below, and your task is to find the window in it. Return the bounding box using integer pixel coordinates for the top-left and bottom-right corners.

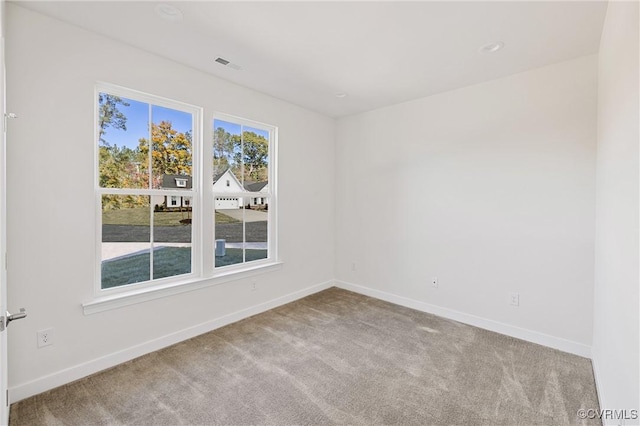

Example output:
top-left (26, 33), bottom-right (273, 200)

top-left (94, 84), bottom-right (277, 300)
top-left (213, 115), bottom-right (275, 269)
top-left (97, 85), bottom-right (199, 291)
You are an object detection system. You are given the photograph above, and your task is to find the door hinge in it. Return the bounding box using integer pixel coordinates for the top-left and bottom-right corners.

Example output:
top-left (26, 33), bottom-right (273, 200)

top-left (0, 316), bottom-right (4, 332)
top-left (6, 389), bottom-right (8, 407)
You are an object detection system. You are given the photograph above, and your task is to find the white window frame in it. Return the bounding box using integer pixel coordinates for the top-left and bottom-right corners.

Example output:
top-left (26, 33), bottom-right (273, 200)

top-left (211, 112), bottom-right (278, 275)
top-left (85, 84), bottom-right (280, 315)
top-left (93, 83), bottom-right (202, 298)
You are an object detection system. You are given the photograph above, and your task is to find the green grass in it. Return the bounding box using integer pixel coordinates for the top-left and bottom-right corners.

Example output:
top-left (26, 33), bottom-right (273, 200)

top-left (102, 208), bottom-right (238, 226)
top-left (215, 212), bottom-right (240, 223)
top-left (215, 248), bottom-right (268, 267)
top-left (101, 247), bottom-right (192, 289)
top-left (102, 246), bottom-right (267, 288)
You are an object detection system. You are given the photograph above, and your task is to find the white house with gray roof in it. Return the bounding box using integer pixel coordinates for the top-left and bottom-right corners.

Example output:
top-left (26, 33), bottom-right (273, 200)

top-left (153, 171), bottom-right (268, 211)
top-left (152, 174), bottom-right (193, 211)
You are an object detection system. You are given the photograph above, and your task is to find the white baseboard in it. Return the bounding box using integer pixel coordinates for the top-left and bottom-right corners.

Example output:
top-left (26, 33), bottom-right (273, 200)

top-left (335, 280), bottom-right (592, 358)
top-left (9, 280), bottom-right (334, 403)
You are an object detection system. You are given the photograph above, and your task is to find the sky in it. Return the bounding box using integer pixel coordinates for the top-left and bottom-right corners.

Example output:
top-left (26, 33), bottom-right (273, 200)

top-left (100, 94), bottom-right (269, 149)
top-left (101, 96), bottom-right (192, 149)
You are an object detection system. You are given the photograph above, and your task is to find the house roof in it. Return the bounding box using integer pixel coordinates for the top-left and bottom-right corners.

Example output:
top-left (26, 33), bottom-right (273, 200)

top-left (165, 171), bottom-right (267, 192)
top-left (244, 181), bottom-right (268, 192)
top-left (212, 168), bottom-right (245, 189)
top-left (162, 174), bottom-right (192, 189)
top-left (212, 169), bottom-right (268, 192)
top-left (212, 170), bottom-right (229, 183)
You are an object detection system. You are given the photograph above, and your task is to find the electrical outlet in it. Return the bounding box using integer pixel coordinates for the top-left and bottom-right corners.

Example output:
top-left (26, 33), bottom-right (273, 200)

top-left (37, 328), bottom-right (54, 348)
top-left (431, 277), bottom-right (438, 288)
top-left (251, 281), bottom-right (257, 292)
top-left (510, 293), bottom-right (520, 307)
top-left (351, 262), bottom-right (356, 272)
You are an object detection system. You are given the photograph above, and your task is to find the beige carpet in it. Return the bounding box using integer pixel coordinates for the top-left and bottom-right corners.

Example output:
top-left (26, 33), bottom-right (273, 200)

top-left (10, 288), bottom-right (600, 425)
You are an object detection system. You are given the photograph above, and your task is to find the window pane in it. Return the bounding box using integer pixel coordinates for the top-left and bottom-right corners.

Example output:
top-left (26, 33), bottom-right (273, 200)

top-left (214, 201), bottom-right (244, 267)
top-left (245, 196), bottom-right (268, 262)
top-left (242, 126), bottom-right (269, 188)
top-left (101, 195), bottom-right (151, 288)
top-left (152, 195), bottom-right (192, 280)
top-left (213, 119), bottom-right (242, 185)
top-left (98, 94), bottom-right (149, 189)
top-left (151, 105), bottom-right (193, 189)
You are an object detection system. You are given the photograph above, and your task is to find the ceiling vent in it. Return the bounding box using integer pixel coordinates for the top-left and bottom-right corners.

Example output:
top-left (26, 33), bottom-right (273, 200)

top-left (214, 57), bottom-right (242, 70)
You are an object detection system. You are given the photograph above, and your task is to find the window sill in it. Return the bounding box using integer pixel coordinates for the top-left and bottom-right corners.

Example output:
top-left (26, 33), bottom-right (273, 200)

top-left (82, 261), bottom-right (284, 315)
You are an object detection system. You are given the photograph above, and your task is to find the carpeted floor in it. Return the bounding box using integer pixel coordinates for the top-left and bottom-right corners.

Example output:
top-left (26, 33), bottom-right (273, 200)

top-left (10, 287), bottom-right (600, 425)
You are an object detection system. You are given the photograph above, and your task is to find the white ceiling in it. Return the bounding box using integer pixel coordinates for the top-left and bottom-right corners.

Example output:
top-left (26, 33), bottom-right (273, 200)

top-left (17, 1), bottom-right (608, 118)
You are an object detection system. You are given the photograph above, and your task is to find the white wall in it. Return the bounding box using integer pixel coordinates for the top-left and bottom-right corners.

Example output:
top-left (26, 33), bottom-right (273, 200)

top-left (592, 1), bottom-right (639, 423)
top-left (5, 5), bottom-right (335, 400)
top-left (335, 55), bottom-right (598, 355)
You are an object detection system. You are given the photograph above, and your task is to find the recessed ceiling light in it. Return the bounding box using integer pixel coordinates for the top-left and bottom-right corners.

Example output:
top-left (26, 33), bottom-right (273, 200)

top-left (335, 92), bottom-right (348, 98)
top-left (155, 3), bottom-right (183, 22)
top-left (479, 41), bottom-right (505, 54)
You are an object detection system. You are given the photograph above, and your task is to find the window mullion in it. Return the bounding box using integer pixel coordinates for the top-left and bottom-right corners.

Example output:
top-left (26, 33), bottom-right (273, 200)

top-left (242, 203), bottom-right (246, 264)
top-left (241, 124), bottom-right (246, 264)
top-left (148, 103), bottom-right (153, 190)
top-left (148, 104), bottom-right (154, 282)
top-left (98, 188), bottom-right (194, 197)
top-left (149, 199), bottom-right (154, 282)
